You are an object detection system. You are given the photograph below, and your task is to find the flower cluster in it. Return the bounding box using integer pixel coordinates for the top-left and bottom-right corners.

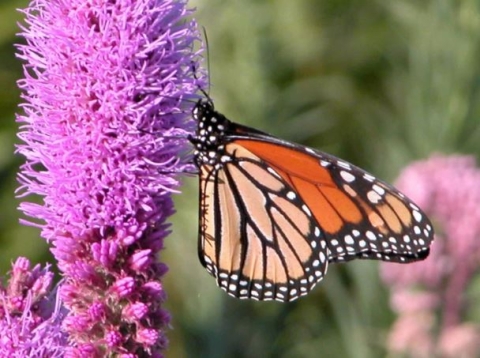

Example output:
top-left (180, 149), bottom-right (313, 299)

top-left (16, 0), bottom-right (204, 355)
top-left (381, 155), bottom-right (480, 358)
top-left (0, 257), bottom-right (66, 357)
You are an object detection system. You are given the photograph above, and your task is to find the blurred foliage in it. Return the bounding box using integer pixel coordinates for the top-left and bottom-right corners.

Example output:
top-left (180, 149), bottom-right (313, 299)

top-left (0, 0), bottom-right (49, 276)
top-left (2, 0), bottom-right (480, 357)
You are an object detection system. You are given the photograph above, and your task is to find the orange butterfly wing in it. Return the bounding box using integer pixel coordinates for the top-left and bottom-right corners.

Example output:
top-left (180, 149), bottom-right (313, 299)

top-left (198, 143), bottom-right (328, 302)
top-left (192, 99), bottom-right (434, 302)
top-left (234, 138), bottom-right (433, 264)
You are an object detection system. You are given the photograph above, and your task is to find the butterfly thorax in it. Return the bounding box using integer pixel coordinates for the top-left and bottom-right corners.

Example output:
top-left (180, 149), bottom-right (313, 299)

top-left (191, 100), bottom-right (232, 167)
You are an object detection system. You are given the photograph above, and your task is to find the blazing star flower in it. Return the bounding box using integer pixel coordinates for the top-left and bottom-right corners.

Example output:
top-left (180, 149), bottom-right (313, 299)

top-left (0, 257), bottom-right (66, 357)
top-left (381, 155), bottom-right (480, 358)
top-left (16, 0), bottom-right (205, 355)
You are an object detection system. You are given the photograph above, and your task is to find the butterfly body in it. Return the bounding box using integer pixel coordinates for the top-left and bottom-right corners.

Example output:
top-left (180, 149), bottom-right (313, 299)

top-left (190, 99), bottom-right (434, 302)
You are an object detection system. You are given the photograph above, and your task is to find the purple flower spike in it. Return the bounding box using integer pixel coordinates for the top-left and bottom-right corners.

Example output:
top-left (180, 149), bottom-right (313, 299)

top-left (16, 0), bottom-right (205, 355)
top-left (0, 258), bottom-right (67, 357)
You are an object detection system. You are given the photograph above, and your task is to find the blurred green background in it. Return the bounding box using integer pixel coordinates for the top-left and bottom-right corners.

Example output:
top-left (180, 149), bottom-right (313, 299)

top-left (2, 0), bottom-right (480, 357)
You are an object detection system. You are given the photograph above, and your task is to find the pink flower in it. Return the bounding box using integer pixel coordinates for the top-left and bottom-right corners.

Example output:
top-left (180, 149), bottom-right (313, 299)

top-left (382, 155), bottom-right (480, 357)
top-left (387, 312), bottom-right (434, 358)
top-left (438, 324), bottom-right (480, 358)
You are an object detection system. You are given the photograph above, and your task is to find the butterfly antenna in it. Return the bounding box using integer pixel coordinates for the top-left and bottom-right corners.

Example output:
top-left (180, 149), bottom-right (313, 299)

top-left (202, 26), bottom-right (212, 97)
top-left (191, 28), bottom-right (214, 108)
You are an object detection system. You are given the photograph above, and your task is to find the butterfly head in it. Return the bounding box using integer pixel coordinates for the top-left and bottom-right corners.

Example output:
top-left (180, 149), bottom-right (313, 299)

top-left (191, 99), bottom-right (231, 166)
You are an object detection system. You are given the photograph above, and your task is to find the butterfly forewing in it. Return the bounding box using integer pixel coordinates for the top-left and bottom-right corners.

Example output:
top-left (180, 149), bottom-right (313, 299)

top-left (321, 156), bottom-right (433, 263)
top-left (192, 99), bottom-right (434, 302)
top-left (234, 139), bottom-right (434, 264)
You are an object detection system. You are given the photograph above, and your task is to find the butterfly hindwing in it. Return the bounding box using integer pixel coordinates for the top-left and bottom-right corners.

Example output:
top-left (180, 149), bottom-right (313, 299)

top-left (198, 143), bottom-right (329, 302)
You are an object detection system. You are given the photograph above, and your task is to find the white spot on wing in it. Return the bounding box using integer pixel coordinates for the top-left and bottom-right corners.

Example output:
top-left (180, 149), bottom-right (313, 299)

top-left (337, 160), bottom-right (351, 170)
top-left (344, 235), bottom-right (354, 245)
top-left (366, 231), bottom-right (377, 241)
top-left (302, 205), bottom-right (312, 216)
top-left (340, 170), bottom-right (355, 183)
top-left (367, 191), bottom-right (382, 204)
top-left (372, 184), bottom-right (385, 195)
top-left (364, 173), bottom-right (375, 182)
top-left (413, 210), bottom-right (422, 222)
top-left (410, 203), bottom-right (420, 210)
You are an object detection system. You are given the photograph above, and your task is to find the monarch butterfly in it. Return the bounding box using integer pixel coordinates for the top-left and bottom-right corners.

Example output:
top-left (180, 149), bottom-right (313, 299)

top-left (190, 98), bottom-right (434, 302)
